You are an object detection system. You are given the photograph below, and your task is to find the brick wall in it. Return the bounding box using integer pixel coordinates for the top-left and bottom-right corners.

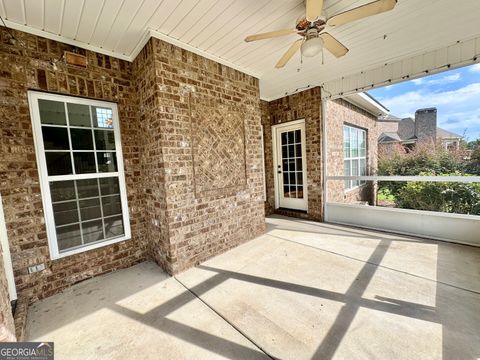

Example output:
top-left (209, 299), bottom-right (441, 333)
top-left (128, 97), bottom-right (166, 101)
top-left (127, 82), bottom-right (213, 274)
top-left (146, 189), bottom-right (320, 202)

top-left (0, 29), bottom-right (148, 302)
top-left (0, 241), bottom-right (15, 341)
top-left (1, 28), bottom-right (266, 302)
top-left (138, 38), bottom-right (265, 274)
top-left (262, 88), bottom-right (323, 221)
top-left (261, 91), bottom-right (378, 218)
top-left (326, 98), bottom-right (378, 204)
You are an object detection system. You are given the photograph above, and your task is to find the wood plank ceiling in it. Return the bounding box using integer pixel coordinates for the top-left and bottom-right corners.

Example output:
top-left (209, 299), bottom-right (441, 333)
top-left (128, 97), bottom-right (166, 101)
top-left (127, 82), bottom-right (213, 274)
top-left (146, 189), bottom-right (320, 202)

top-left (1, 0), bottom-right (480, 100)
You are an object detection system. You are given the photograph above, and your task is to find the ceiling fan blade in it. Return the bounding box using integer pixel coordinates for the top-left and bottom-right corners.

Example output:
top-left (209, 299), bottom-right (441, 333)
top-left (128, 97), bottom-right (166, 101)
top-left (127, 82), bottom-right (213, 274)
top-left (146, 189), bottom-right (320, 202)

top-left (327, 0), bottom-right (397, 27)
top-left (244, 29), bottom-right (297, 42)
top-left (306, 0), bottom-right (324, 21)
top-left (275, 39), bottom-right (303, 68)
top-left (319, 33), bottom-right (349, 58)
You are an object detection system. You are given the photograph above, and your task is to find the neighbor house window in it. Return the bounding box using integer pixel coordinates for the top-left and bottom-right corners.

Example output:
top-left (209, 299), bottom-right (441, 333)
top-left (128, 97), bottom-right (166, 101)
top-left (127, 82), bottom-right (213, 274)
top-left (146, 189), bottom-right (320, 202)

top-left (343, 125), bottom-right (367, 190)
top-left (28, 92), bottom-right (130, 259)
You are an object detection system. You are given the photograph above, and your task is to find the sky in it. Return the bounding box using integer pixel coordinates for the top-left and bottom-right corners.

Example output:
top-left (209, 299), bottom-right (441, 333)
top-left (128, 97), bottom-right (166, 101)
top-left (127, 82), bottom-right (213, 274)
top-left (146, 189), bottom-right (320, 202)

top-left (368, 63), bottom-right (480, 141)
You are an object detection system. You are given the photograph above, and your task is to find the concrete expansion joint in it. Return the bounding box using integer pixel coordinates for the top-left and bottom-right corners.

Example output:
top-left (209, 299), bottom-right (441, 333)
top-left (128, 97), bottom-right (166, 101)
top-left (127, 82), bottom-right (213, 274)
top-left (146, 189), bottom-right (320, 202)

top-left (173, 276), bottom-right (276, 360)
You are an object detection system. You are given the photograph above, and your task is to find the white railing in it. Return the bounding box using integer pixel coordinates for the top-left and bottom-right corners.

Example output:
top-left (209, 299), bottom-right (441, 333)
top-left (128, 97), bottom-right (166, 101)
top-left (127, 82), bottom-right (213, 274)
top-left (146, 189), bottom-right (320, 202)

top-left (325, 175), bottom-right (480, 246)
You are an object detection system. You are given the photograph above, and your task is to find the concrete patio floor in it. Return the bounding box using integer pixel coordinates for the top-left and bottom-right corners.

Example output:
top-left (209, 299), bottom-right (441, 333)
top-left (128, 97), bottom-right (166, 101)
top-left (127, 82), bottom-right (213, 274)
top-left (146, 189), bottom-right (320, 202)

top-left (26, 215), bottom-right (480, 359)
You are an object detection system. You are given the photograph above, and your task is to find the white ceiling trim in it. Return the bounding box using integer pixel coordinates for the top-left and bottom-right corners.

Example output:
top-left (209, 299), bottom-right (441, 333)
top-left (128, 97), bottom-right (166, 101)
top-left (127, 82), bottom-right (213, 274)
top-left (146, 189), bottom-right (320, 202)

top-left (1, 18), bottom-right (132, 61)
top-left (322, 34), bottom-right (480, 99)
top-left (0, 20), bottom-right (261, 78)
top-left (142, 29), bottom-right (261, 78)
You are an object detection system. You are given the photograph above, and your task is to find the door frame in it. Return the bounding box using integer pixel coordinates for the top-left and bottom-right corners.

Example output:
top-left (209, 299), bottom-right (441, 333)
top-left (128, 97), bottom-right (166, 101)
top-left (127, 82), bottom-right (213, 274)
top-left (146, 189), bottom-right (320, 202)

top-left (272, 119), bottom-right (308, 211)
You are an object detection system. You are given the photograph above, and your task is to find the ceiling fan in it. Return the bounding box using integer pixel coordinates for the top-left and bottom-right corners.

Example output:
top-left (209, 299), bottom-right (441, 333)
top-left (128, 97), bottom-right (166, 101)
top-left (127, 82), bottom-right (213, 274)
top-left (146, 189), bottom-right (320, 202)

top-left (244, 0), bottom-right (397, 68)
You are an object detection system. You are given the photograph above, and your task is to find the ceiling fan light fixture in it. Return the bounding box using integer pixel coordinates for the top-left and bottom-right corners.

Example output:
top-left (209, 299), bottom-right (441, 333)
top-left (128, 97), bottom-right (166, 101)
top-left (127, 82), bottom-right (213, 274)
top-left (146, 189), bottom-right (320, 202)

top-left (301, 36), bottom-right (324, 57)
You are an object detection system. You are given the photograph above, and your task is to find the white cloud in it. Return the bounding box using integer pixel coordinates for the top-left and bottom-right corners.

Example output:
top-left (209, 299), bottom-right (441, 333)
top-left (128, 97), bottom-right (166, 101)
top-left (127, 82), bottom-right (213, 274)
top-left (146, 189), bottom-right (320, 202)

top-left (380, 83), bottom-right (480, 111)
top-left (410, 73), bottom-right (461, 86)
top-left (469, 63), bottom-right (480, 73)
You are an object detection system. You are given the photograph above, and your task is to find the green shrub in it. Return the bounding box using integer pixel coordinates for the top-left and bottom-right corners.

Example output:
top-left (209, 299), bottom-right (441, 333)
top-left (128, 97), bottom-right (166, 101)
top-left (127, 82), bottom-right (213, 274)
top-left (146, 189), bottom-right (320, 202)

top-left (395, 172), bottom-right (480, 215)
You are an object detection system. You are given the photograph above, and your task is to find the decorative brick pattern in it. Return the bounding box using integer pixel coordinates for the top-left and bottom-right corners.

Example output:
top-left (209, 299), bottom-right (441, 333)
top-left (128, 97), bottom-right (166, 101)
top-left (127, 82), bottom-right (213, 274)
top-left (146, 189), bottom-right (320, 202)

top-left (136, 38), bottom-right (265, 274)
top-left (192, 97), bottom-right (247, 195)
top-left (326, 98), bottom-right (378, 204)
top-left (262, 88), bottom-right (323, 221)
top-left (0, 29), bottom-right (148, 302)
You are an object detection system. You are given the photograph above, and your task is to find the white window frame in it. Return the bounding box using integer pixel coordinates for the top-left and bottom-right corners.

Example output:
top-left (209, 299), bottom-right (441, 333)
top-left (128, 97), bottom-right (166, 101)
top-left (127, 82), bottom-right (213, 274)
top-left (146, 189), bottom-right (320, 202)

top-left (343, 124), bottom-right (367, 191)
top-left (28, 91), bottom-right (131, 260)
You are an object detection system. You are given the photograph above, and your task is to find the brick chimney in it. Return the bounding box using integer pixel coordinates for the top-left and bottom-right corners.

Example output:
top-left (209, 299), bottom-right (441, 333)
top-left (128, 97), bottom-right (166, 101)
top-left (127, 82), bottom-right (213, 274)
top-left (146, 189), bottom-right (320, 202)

top-left (414, 108), bottom-right (437, 141)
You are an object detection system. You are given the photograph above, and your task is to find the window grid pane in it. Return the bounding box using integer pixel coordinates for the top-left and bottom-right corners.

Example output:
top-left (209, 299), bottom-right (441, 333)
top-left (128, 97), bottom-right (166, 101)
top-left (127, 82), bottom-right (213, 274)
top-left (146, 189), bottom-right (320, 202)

top-left (34, 95), bottom-right (128, 256)
top-left (343, 125), bottom-right (367, 191)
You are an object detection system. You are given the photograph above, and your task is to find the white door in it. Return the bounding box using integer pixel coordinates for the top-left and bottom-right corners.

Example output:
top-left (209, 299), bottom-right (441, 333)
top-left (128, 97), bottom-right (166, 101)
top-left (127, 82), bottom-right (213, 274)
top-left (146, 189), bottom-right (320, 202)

top-left (273, 120), bottom-right (308, 211)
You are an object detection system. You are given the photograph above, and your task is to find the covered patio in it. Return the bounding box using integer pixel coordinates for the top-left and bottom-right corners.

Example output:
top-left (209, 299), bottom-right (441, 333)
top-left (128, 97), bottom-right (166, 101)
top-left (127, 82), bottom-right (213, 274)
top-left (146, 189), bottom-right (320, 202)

top-left (26, 216), bottom-right (480, 359)
top-left (0, 0), bottom-right (479, 357)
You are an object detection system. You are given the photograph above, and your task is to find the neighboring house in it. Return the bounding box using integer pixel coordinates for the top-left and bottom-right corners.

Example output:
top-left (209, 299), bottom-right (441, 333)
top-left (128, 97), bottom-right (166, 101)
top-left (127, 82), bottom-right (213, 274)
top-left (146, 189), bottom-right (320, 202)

top-left (377, 108), bottom-right (463, 151)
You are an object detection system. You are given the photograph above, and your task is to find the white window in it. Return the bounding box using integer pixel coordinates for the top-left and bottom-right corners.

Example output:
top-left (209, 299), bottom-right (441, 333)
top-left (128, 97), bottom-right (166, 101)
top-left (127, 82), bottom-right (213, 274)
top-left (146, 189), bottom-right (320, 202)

top-left (28, 91), bottom-right (130, 259)
top-left (343, 125), bottom-right (367, 190)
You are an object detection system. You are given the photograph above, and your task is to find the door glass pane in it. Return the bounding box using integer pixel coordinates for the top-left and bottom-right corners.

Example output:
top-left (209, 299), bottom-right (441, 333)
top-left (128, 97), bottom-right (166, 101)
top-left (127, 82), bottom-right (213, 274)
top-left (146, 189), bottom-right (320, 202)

top-left (52, 201), bottom-right (78, 226)
top-left (281, 132), bottom-right (287, 145)
top-left (283, 185), bottom-right (290, 198)
top-left (42, 127), bottom-right (70, 150)
top-left (97, 152), bottom-right (117, 172)
top-left (82, 220), bottom-right (104, 244)
top-left (283, 172), bottom-right (289, 185)
top-left (105, 215), bottom-right (124, 238)
top-left (50, 181), bottom-right (76, 202)
top-left (73, 152), bottom-right (96, 174)
top-left (39, 99), bottom-right (66, 125)
top-left (297, 186), bottom-right (304, 199)
top-left (297, 172), bottom-right (303, 185)
top-left (288, 144), bottom-right (294, 157)
top-left (296, 158), bottom-right (302, 171)
top-left (282, 146), bottom-right (287, 158)
top-left (289, 172), bottom-right (296, 185)
top-left (287, 131), bottom-right (294, 144)
top-left (57, 224), bottom-right (82, 251)
top-left (294, 130), bottom-right (300, 143)
top-left (77, 178), bottom-right (99, 198)
top-left (295, 144), bottom-right (301, 157)
top-left (70, 128), bottom-right (94, 150)
top-left (68, 103), bottom-right (91, 127)
top-left (92, 107), bottom-right (114, 129)
top-left (46, 153), bottom-right (72, 175)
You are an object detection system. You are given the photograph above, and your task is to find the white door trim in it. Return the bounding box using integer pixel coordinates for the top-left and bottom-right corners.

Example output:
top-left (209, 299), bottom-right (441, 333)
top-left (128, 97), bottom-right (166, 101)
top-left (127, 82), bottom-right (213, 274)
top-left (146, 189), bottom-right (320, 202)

top-left (0, 194), bottom-right (17, 301)
top-left (272, 119), bottom-right (308, 211)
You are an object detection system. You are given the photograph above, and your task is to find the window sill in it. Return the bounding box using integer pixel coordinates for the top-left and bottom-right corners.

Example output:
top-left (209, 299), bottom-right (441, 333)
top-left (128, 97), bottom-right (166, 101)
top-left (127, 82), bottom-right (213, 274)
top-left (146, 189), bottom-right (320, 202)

top-left (51, 235), bottom-right (131, 260)
top-left (344, 183), bottom-right (368, 194)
